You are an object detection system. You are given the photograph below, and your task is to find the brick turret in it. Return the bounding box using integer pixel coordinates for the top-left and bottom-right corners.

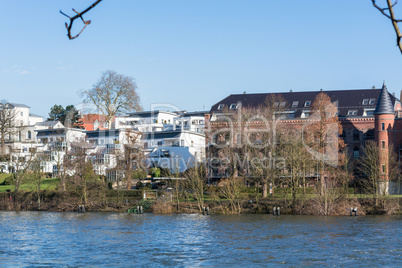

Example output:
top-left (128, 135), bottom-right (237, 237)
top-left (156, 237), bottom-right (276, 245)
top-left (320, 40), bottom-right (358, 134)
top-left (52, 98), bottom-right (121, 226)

top-left (374, 82), bottom-right (395, 193)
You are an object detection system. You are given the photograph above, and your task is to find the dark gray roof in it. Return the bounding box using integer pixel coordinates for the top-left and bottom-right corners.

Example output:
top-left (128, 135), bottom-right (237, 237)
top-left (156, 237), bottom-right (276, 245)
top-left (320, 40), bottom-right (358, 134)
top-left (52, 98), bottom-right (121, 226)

top-left (180, 111), bottom-right (209, 117)
top-left (86, 129), bottom-right (120, 138)
top-left (374, 84), bottom-right (395, 115)
top-left (210, 88), bottom-right (399, 118)
top-left (36, 129), bottom-right (66, 136)
top-left (35, 121), bottom-right (62, 128)
top-left (10, 103), bottom-right (30, 108)
top-left (142, 131), bottom-right (181, 140)
top-left (127, 110), bottom-right (178, 117)
top-left (29, 113), bottom-right (44, 118)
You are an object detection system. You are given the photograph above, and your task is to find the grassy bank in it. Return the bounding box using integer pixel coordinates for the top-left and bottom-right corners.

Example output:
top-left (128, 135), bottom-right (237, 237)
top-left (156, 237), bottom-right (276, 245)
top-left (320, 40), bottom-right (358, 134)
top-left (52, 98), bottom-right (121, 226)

top-left (0, 175), bottom-right (59, 192)
top-left (0, 174), bottom-right (401, 215)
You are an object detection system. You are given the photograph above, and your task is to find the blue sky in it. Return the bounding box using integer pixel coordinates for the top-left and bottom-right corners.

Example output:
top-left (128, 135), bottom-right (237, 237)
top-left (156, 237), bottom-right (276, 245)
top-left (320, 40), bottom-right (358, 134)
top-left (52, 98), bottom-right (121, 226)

top-left (0, 0), bottom-right (401, 117)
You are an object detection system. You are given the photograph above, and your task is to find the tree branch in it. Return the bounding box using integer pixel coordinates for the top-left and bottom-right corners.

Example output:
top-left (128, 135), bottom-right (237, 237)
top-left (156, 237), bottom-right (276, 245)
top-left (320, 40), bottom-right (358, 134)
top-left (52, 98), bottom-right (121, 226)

top-left (60, 0), bottom-right (103, 40)
top-left (372, 0), bottom-right (402, 54)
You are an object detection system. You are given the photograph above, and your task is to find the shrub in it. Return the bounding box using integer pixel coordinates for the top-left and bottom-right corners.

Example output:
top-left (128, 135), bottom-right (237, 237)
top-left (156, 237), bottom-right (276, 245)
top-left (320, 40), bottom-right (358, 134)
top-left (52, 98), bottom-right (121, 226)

top-left (2, 176), bottom-right (15, 185)
top-left (106, 190), bottom-right (143, 198)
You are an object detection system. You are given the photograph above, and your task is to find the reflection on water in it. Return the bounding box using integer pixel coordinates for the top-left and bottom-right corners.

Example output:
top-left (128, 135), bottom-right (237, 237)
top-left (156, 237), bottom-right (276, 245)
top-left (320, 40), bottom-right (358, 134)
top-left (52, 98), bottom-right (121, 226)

top-left (0, 212), bottom-right (401, 267)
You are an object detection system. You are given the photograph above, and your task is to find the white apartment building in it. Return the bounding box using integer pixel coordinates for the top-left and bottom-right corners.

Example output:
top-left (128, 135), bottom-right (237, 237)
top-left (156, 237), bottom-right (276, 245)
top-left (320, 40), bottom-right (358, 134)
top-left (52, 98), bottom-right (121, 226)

top-left (3, 102), bottom-right (207, 181)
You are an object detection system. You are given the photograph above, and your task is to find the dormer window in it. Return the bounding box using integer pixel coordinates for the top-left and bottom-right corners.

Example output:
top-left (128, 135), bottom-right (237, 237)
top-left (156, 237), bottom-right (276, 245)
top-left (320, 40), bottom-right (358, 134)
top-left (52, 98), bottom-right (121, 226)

top-left (363, 109), bottom-right (375, 117)
top-left (301, 111), bottom-right (310, 118)
top-left (369, 99), bottom-right (375, 105)
top-left (304, 101), bottom-right (311, 107)
top-left (292, 101), bottom-right (299, 107)
top-left (229, 103), bottom-right (237, 110)
top-left (280, 102), bottom-right (286, 108)
top-left (217, 104), bottom-right (224, 110)
top-left (274, 102), bottom-right (279, 108)
top-left (362, 99), bottom-right (369, 105)
top-left (347, 110), bottom-right (358, 116)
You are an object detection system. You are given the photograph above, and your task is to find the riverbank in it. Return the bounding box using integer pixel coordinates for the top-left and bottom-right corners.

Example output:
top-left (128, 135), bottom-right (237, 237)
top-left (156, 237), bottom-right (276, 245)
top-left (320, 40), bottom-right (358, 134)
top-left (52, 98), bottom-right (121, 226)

top-left (1, 191), bottom-right (401, 215)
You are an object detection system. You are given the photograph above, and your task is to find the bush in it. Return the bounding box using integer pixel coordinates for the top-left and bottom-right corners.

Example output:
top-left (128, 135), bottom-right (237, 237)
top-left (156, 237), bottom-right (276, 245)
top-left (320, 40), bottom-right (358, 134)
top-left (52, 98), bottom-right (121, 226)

top-left (149, 168), bottom-right (160, 178)
top-left (106, 190), bottom-right (143, 198)
top-left (2, 176), bottom-right (15, 185)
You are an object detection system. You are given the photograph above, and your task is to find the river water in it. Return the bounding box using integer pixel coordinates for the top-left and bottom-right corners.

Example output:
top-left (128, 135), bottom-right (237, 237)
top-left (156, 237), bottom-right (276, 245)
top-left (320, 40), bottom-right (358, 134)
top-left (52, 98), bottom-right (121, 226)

top-left (0, 212), bottom-right (401, 267)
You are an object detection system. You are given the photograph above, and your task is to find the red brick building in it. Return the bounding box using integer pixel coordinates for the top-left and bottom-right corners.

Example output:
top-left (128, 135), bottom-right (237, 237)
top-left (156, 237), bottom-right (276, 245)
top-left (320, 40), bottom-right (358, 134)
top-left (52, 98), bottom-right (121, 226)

top-left (205, 84), bottom-right (402, 193)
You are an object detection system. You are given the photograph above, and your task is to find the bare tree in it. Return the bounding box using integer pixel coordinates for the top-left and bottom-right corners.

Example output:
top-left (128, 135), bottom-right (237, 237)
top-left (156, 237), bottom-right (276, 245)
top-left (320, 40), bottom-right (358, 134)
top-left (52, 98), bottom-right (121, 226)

top-left (28, 153), bottom-right (47, 210)
top-left (183, 164), bottom-right (207, 212)
top-left (114, 130), bottom-right (143, 190)
top-left (281, 130), bottom-right (313, 213)
top-left (11, 152), bottom-right (36, 193)
top-left (0, 101), bottom-right (18, 156)
top-left (372, 0), bottom-right (402, 54)
top-left (303, 92), bottom-right (345, 194)
top-left (60, 0), bottom-right (103, 40)
top-left (357, 140), bottom-right (382, 204)
top-left (81, 70), bottom-right (142, 128)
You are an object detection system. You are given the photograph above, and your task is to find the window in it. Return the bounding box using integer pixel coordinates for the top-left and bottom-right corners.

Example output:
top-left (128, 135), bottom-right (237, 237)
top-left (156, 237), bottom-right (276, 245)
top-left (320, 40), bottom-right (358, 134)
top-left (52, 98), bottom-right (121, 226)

top-left (382, 140), bottom-right (386, 149)
top-left (180, 139), bottom-right (184, 146)
top-left (236, 134), bottom-right (242, 145)
top-left (191, 141), bottom-right (194, 147)
top-left (229, 103), bottom-right (237, 109)
top-left (292, 101), bottom-right (299, 107)
top-left (304, 101), bottom-right (311, 107)
top-left (161, 150), bottom-right (170, 157)
top-left (157, 141), bottom-right (163, 146)
top-left (301, 111), bottom-right (310, 118)
top-left (20, 112), bottom-right (23, 116)
top-left (144, 142), bottom-right (148, 149)
top-left (217, 104), bottom-right (224, 110)
top-left (382, 164), bottom-right (386, 173)
top-left (27, 131), bottom-right (31, 140)
top-left (362, 99), bottom-right (369, 105)
top-left (53, 165), bottom-right (58, 176)
top-left (353, 147), bottom-right (360, 159)
top-left (105, 154), bottom-right (111, 164)
top-left (369, 99), bottom-right (376, 105)
top-left (353, 130), bottom-right (359, 141)
top-left (381, 123), bottom-right (385, 131)
top-left (274, 102), bottom-right (279, 108)
top-left (364, 109), bottom-right (374, 117)
top-left (347, 110), bottom-right (358, 116)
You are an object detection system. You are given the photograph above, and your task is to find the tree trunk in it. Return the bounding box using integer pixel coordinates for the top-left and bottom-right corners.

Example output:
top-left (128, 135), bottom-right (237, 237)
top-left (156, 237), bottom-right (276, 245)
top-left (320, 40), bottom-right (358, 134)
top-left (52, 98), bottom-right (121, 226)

top-left (262, 182), bottom-right (268, 198)
top-left (1, 130), bottom-right (5, 155)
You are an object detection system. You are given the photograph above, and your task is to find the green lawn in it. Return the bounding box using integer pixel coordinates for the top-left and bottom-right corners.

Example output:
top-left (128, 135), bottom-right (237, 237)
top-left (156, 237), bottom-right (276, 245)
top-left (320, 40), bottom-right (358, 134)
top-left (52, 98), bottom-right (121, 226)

top-left (0, 175), bottom-right (60, 192)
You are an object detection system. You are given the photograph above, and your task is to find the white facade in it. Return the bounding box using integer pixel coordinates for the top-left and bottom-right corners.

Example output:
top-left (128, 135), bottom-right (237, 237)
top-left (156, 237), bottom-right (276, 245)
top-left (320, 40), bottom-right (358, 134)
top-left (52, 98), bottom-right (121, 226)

top-left (4, 103), bottom-right (207, 181)
top-left (145, 130), bottom-right (206, 173)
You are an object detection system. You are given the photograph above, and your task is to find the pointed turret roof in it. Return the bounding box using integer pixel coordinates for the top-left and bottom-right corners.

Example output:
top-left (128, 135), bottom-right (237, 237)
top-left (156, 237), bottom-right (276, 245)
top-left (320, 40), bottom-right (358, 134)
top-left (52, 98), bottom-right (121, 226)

top-left (374, 82), bottom-right (394, 115)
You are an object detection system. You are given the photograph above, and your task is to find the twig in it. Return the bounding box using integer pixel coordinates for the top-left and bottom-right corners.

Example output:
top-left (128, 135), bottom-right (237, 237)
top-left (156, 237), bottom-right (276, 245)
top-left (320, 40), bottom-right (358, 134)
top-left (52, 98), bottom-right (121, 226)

top-left (372, 0), bottom-right (402, 54)
top-left (60, 0), bottom-right (103, 40)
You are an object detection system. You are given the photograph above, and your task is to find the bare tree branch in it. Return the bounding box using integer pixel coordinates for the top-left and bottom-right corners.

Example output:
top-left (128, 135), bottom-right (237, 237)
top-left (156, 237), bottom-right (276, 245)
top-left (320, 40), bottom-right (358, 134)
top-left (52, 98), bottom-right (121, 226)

top-left (372, 0), bottom-right (402, 54)
top-left (60, 0), bottom-right (103, 40)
